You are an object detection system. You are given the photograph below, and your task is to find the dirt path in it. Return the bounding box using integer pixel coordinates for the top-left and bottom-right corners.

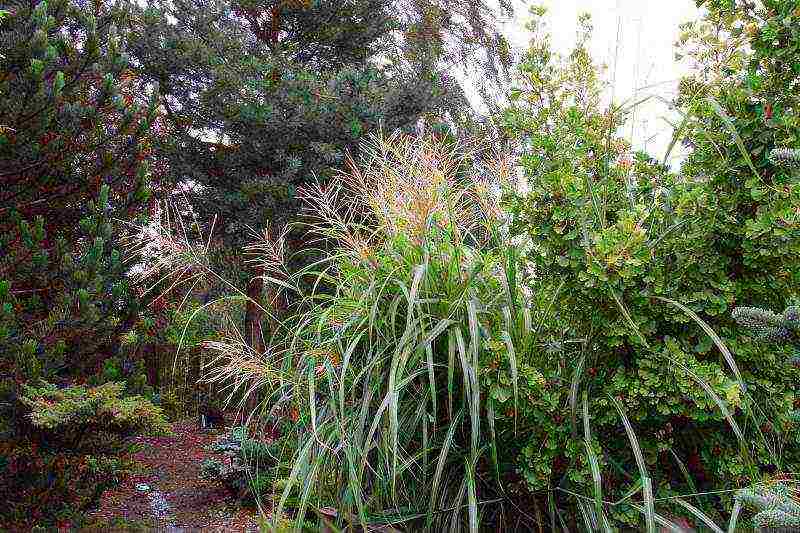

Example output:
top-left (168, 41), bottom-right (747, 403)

top-left (86, 420), bottom-right (261, 532)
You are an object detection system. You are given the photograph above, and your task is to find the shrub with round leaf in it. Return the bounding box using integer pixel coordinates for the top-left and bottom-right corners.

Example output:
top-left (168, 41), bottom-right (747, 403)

top-left (500, 4), bottom-right (800, 528)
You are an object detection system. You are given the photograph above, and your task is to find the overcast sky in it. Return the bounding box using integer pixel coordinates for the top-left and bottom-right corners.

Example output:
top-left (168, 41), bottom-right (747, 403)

top-left (497, 0), bottom-right (700, 163)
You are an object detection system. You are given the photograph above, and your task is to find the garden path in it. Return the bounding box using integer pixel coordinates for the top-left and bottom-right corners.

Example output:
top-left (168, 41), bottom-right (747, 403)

top-left (86, 419), bottom-right (261, 531)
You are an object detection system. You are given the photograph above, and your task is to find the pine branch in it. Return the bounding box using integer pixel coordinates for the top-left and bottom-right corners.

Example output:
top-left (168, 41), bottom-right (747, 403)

top-left (769, 148), bottom-right (800, 176)
top-left (732, 305), bottom-right (800, 344)
top-left (736, 482), bottom-right (800, 530)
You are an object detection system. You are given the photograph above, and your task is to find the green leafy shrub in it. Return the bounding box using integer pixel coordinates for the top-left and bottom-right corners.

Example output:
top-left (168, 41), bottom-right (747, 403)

top-left (498, 3), bottom-right (800, 528)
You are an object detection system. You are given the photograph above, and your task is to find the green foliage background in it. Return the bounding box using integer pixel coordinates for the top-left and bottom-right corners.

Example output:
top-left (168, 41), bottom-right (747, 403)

top-left (3, 0), bottom-right (800, 530)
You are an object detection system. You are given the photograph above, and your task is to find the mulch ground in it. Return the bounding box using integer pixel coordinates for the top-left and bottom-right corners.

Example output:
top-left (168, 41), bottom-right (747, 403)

top-left (85, 419), bottom-right (262, 532)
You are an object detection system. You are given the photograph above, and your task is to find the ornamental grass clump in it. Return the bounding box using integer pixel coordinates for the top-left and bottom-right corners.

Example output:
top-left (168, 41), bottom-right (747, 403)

top-left (252, 132), bottom-right (535, 530)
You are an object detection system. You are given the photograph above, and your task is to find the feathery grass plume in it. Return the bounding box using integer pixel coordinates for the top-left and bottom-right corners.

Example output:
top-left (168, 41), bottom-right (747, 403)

top-left (200, 324), bottom-right (285, 415)
top-left (123, 207), bottom-right (292, 519)
top-left (122, 200), bottom-right (289, 426)
top-left (736, 480), bottom-right (800, 530)
top-left (264, 131), bottom-right (529, 531)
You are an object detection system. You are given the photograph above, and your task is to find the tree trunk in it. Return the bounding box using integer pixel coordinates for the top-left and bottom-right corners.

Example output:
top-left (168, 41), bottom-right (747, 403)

top-left (241, 267), bottom-right (264, 422)
top-left (237, 4), bottom-right (281, 425)
top-left (244, 270), bottom-right (265, 355)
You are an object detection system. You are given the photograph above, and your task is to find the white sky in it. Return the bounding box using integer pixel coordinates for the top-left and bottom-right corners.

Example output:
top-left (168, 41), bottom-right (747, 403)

top-left (497, 0), bottom-right (700, 164)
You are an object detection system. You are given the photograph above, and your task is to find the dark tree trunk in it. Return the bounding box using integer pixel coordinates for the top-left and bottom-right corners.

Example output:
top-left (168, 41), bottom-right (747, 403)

top-left (241, 267), bottom-right (264, 422)
top-left (244, 271), bottom-right (265, 355)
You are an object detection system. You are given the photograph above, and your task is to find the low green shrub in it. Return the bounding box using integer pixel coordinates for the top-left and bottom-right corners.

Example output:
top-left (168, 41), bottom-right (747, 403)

top-left (0, 381), bottom-right (169, 527)
top-left (19, 381), bottom-right (170, 447)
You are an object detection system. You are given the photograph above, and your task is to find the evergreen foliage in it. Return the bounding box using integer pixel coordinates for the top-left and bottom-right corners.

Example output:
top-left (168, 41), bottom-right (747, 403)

top-left (0, 0), bottom-right (158, 402)
top-left (20, 381), bottom-right (170, 446)
top-left (769, 148), bottom-right (800, 175)
top-left (0, 1), bottom-right (163, 526)
top-left (736, 482), bottom-right (800, 530)
top-left (1, 380), bottom-right (169, 526)
top-left (733, 304), bottom-right (800, 345)
top-left (125, 0), bottom-right (515, 242)
top-left (122, 0), bottom-right (516, 355)
top-left (128, 1), bottom-right (412, 240)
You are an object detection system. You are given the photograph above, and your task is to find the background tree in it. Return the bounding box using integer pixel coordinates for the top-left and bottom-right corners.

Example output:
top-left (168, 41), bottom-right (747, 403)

top-left (124, 0), bottom-right (515, 353)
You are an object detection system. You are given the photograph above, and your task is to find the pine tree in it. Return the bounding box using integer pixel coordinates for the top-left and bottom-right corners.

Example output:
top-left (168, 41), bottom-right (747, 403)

top-left (733, 302), bottom-right (800, 366)
top-left (125, 0), bottom-right (515, 352)
top-left (0, 0), bottom-right (157, 429)
top-left (736, 482), bottom-right (800, 532)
